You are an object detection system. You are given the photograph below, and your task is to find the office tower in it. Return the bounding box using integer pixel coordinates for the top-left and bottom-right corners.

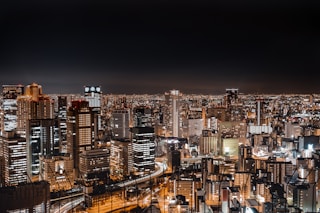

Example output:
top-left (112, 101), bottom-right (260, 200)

top-left (27, 119), bottom-right (55, 175)
top-left (1, 84), bottom-right (24, 133)
top-left (84, 86), bottom-right (102, 138)
top-left (0, 132), bottom-right (27, 186)
top-left (131, 106), bottom-right (155, 176)
top-left (165, 89), bottom-right (182, 137)
top-left (16, 83), bottom-right (54, 138)
top-left (110, 139), bottom-right (133, 180)
top-left (131, 126), bottom-right (155, 176)
top-left (58, 96), bottom-right (68, 153)
top-left (111, 109), bottom-right (131, 139)
top-left (67, 100), bottom-right (94, 176)
top-left (199, 130), bottom-right (219, 155)
top-left (39, 155), bottom-right (74, 192)
top-left (79, 149), bottom-right (110, 188)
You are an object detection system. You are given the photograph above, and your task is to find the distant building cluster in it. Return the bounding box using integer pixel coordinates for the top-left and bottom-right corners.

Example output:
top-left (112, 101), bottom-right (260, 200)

top-left (1, 84), bottom-right (320, 212)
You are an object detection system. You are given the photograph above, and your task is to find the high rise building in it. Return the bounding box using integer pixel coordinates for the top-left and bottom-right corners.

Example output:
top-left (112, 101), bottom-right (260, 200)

top-left (27, 119), bottom-right (55, 175)
top-left (13, 83), bottom-right (55, 177)
top-left (1, 84), bottom-right (24, 133)
top-left (110, 139), bottom-right (133, 179)
top-left (131, 106), bottom-right (155, 176)
top-left (199, 130), bottom-right (219, 155)
top-left (131, 126), bottom-right (155, 176)
top-left (0, 133), bottom-right (27, 186)
top-left (67, 100), bottom-right (95, 176)
top-left (16, 83), bottom-right (54, 138)
top-left (165, 90), bottom-right (182, 137)
top-left (84, 86), bottom-right (102, 138)
top-left (39, 155), bottom-right (74, 192)
top-left (57, 96), bottom-right (68, 153)
top-left (79, 149), bottom-right (110, 187)
top-left (111, 109), bottom-right (131, 139)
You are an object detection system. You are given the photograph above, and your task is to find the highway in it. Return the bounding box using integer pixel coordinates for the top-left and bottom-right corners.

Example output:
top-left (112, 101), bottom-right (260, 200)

top-left (50, 161), bottom-right (167, 213)
top-left (52, 196), bottom-right (84, 213)
top-left (117, 162), bottom-right (167, 188)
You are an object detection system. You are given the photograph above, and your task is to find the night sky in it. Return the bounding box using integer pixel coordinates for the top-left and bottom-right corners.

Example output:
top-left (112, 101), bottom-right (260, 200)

top-left (1, 1), bottom-right (319, 95)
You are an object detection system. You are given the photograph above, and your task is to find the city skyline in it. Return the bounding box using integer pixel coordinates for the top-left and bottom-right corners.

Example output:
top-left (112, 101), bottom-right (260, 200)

top-left (1, 1), bottom-right (319, 94)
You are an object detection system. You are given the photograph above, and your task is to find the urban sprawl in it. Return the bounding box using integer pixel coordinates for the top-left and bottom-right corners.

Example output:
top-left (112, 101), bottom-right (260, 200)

top-left (1, 83), bottom-right (320, 213)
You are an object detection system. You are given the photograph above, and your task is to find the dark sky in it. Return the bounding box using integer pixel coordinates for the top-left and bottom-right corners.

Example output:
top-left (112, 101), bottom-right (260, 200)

top-left (1, 1), bottom-right (319, 94)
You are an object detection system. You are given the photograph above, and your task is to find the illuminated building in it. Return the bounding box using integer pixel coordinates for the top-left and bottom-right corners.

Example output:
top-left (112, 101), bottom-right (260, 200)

top-left (57, 96), bottom-right (68, 153)
top-left (165, 90), bottom-right (182, 137)
top-left (67, 100), bottom-right (94, 177)
top-left (171, 177), bottom-right (201, 210)
top-left (131, 127), bottom-right (155, 176)
top-left (199, 130), bottom-right (219, 155)
top-left (84, 86), bottom-right (102, 138)
top-left (39, 155), bottom-right (74, 192)
top-left (1, 84), bottom-right (24, 132)
top-left (0, 132), bottom-right (27, 186)
top-left (16, 83), bottom-right (54, 138)
top-left (84, 86), bottom-right (101, 109)
top-left (110, 139), bottom-right (132, 180)
top-left (131, 106), bottom-right (155, 176)
top-left (238, 144), bottom-right (255, 172)
top-left (27, 119), bottom-right (55, 176)
top-left (79, 149), bottom-right (110, 189)
top-left (111, 109), bottom-right (131, 139)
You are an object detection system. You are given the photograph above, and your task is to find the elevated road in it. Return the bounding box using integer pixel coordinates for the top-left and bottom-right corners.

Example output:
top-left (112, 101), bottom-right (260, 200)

top-left (117, 162), bottom-right (167, 188)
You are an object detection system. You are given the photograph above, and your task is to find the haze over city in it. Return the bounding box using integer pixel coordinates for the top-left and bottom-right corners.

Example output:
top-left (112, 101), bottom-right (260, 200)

top-left (1, 1), bottom-right (319, 94)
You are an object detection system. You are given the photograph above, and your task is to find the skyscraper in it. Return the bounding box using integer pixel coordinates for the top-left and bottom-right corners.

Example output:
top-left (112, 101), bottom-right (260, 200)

top-left (15, 83), bottom-right (54, 177)
top-left (67, 100), bottom-right (95, 176)
top-left (84, 86), bottom-right (102, 139)
top-left (131, 127), bottom-right (155, 176)
top-left (1, 84), bottom-right (24, 133)
top-left (165, 89), bottom-right (182, 137)
top-left (131, 106), bottom-right (155, 176)
top-left (16, 83), bottom-right (54, 138)
top-left (111, 109), bottom-right (131, 139)
top-left (57, 96), bottom-right (68, 153)
top-left (27, 119), bottom-right (55, 175)
top-left (0, 133), bottom-right (27, 186)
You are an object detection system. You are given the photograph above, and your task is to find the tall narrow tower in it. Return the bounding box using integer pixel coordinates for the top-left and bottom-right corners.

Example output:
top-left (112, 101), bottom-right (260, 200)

top-left (67, 100), bottom-right (95, 177)
top-left (165, 89), bottom-right (182, 137)
top-left (84, 86), bottom-right (102, 140)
